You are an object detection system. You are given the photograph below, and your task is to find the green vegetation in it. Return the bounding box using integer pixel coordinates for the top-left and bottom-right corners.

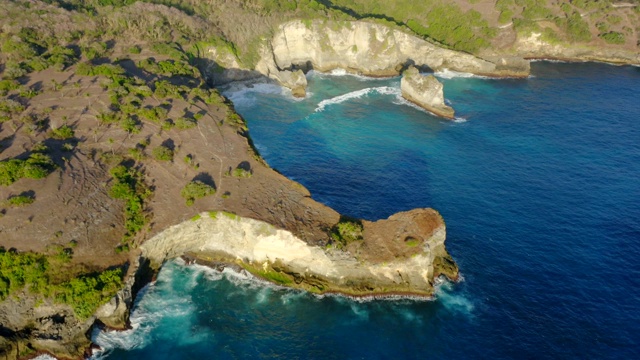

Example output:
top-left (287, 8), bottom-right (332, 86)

top-left (405, 237), bottom-right (420, 247)
top-left (331, 216), bottom-right (364, 248)
top-left (564, 12), bottom-right (592, 42)
top-left (108, 164), bottom-right (152, 242)
top-left (5, 194), bottom-right (35, 207)
top-left (190, 213), bottom-right (201, 221)
top-left (51, 125), bottom-right (75, 140)
top-left (600, 31), bottom-right (625, 44)
top-left (232, 167), bottom-right (252, 178)
top-left (138, 58), bottom-right (197, 77)
top-left (152, 145), bottom-right (174, 161)
top-left (181, 180), bottom-right (215, 206)
top-left (0, 247), bottom-right (123, 320)
top-left (221, 211), bottom-right (238, 220)
top-left (0, 153), bottom-right (56, 186)
top-left (175, 117), bottom-right (197, 130)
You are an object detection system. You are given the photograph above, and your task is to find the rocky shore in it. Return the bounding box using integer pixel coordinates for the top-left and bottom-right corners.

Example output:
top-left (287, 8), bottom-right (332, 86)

top-left (251, 20), bottom-right (530, 95)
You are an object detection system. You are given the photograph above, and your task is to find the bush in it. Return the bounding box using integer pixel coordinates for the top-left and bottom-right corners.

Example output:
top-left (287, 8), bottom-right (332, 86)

top-left (181, 180), bottom-right (215, 206)
top-left (138, 107), bottom-right (168, 123)
top-left (152, 145), bottom-right (173, 161)
top-left (331, 217), bottom-right (363, 248)
top-left (51, 125), bottom-right (75, 139)
top-left (109, 165), bottom-right (151, 240)
top-left (600, 31), bottom-right (625, 44)
top-left (0, 248), bottom-right (124, 320)
top-left (0, 153), bottom-right (55, 186)
top-left (6, 194), bottom-right (35, 206)
top-left (175, 117), bottom-right (197, 130)
top-left (566, 12), bottom-right (592, 42)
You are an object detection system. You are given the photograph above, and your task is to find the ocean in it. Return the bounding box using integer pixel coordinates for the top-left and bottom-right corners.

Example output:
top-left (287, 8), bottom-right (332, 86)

top-left (90, 62), bottom-right (640, 359)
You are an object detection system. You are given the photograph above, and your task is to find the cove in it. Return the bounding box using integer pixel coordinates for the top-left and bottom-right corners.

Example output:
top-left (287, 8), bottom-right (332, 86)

top-left (92, 62), bottom-right (640, 359)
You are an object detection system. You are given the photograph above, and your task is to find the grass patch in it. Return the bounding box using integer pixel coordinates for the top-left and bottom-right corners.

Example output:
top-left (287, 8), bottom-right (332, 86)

top-left (221, 211), bottom-right (238, 220)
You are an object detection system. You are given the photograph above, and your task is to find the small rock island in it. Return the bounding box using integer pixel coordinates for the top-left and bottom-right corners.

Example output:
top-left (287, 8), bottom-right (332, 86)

top-left (401, 66), bottom-right (455, 119)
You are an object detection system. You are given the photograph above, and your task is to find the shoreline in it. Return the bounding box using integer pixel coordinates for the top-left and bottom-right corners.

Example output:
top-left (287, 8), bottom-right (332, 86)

top-left (179, 254), bottom-right (439, 302)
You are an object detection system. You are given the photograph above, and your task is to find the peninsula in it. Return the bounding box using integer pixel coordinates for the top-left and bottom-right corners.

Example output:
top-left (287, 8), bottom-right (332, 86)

top-left (1, 0), bottom-right (638, 358)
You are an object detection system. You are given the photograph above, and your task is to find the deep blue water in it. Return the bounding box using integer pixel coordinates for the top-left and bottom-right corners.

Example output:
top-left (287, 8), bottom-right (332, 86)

top-left (92, 63), bottom-right (640, 359)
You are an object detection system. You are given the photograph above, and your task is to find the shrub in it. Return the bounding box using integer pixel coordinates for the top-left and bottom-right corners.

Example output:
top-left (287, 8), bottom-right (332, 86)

top-left (175, 117), bottom-right (197, 130)
top-left (128, 45), bottom-right (142, 54)
top-left (0, 153), bottom-right (55, 186)
top-left (331, 217), bottom-right (363, 248)
top-left (6, 195), bottom-right (35, 206)
top-left (109, 165), bottom-right (151, 241)
top-left (0, 248), bottom-right (124, 320)
top-left (0, 80), bottom-right (19, 96)
top-left (600, 31), bottom-right (625, 44)
top-left (181, 180), bottom-right (215, 206)
top-left (152, 145), bottom-right (173, 161)
top-left (51, 125), bottom-right (75, 139)
top-left (138, 107), bottom-right (168, 123)
top-left (120, 117), bottom-right (141, 133)
top-left (232, 168), bottom-right (252, 178)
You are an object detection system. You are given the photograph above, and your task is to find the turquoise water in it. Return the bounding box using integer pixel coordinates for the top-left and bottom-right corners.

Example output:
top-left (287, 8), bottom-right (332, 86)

top-left (92, 62), bottom-right (640, 358)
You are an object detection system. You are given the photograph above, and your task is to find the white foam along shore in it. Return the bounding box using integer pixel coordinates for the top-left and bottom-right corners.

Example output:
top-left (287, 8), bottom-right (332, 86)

top-left (90, 258), bottom-right (470, 358)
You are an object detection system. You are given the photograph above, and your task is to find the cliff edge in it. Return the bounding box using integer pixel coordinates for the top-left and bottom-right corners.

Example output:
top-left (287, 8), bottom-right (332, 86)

top-left (251, 20), bottom-right (530, 94)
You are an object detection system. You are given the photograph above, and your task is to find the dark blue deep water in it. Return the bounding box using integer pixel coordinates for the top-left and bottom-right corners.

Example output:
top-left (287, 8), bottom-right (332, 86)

top-left (92, 62), bottom-right (640, 359)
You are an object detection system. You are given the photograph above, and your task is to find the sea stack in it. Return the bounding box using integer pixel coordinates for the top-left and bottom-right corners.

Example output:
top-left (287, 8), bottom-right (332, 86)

top-left (277, 69), bottom-right (307, 97)
top-left (401, 66), bottom-right (455, 119)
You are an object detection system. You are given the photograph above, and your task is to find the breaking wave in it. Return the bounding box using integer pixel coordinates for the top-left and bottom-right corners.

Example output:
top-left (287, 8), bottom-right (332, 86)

top-left (315, 86), bottom-right (400, 112)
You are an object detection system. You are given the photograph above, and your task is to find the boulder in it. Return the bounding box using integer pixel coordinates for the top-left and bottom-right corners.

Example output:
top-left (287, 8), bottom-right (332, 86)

top-left (276, 69), bottom-right (307, 97)
top-left (401, 66), bottom-right (455, 119)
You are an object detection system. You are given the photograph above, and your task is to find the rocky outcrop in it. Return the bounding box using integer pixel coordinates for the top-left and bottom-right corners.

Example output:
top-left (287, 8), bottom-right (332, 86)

top-left (141, 209), bottom-right (457, 297)
top-left (513, 32), bottom-right (640, 65)
top-left (253, 20), bottom-right (530, 93)
top-left (0, 296), bottom-right (93, 359)
top-left (275, 69), bottom-right (307, 97)
top-left (94, 257), bottom-right (154, 330)
top-left (401, 66), bottom-right (454, 119)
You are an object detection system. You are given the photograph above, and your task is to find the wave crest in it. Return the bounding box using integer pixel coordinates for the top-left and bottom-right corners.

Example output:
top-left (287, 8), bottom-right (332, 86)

top-left (315, 86), bottom-right (400, 112)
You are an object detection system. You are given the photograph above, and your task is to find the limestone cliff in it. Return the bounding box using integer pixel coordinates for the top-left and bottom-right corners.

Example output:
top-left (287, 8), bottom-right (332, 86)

top-left (511, 32), bottom-right (640, 65)
top-left (401, 66), bottom-right (455, 119)
top-left (141, 208), bottom-right (457, 297)
top-left (252, 20), bottom-right (530, 92)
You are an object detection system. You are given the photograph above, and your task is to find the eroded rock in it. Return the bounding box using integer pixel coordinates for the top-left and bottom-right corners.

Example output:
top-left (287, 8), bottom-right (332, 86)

top-left (401, 66), bottom-right (454, 119)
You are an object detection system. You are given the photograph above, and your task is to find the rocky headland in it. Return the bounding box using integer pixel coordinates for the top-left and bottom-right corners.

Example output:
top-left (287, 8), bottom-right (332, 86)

top-left (2, 0), bottom-right (639, 357)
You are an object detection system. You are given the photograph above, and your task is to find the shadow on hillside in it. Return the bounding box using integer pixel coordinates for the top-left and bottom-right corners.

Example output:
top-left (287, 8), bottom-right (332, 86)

top-left (192, 172), bottom-right (216, 189)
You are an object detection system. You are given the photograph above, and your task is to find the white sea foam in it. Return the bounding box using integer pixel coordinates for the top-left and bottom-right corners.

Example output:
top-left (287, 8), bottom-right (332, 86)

top-left (433, 277), bottom-right (474, 316)
top-left (315, 86), bottom-right (400, 112)
top-left (434, 69), bottom-right (489, 79)
top-left (308, 69), bottom-right (382, 81)
top-left (222, 81), bottom-right (287, 108)
top-left (33, 355), bottom-right (57, 360)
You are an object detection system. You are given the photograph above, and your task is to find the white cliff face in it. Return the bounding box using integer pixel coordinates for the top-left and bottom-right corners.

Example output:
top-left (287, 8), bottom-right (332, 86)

top-left (140, 212), bottom-right (443, 295)
top-left (401, 66), bottom-right (454, 119)
top-left (257, 20), bottom-right (530, 79)
top-left (514, 32), bottom-right (640, 64)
